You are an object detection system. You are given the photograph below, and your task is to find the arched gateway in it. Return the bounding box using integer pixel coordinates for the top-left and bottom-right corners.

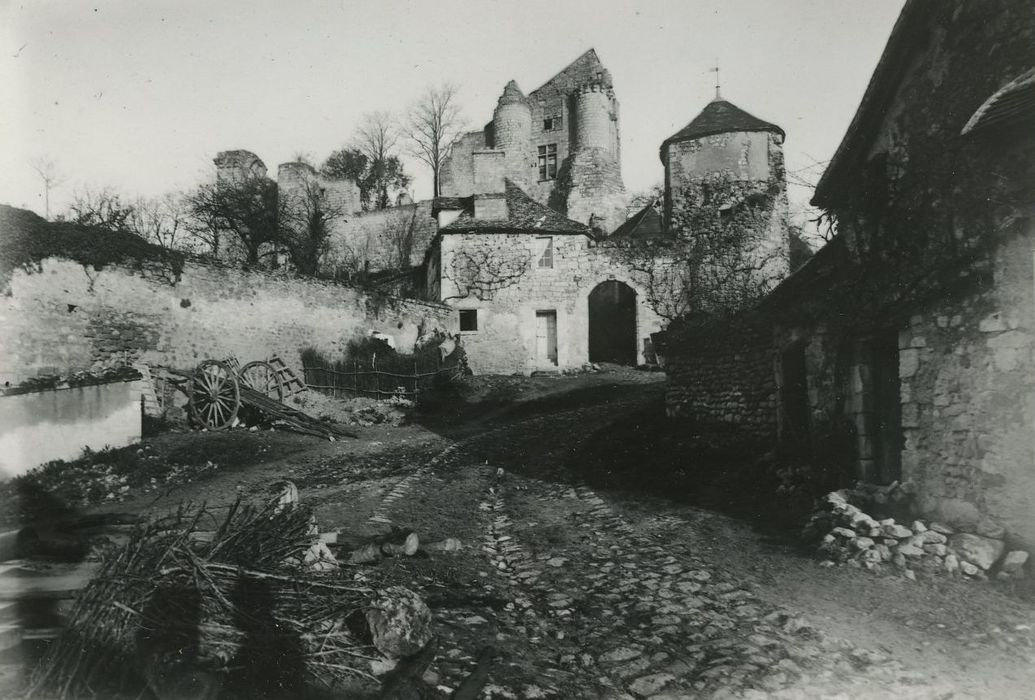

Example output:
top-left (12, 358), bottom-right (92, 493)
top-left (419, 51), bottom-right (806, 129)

top-left (588, 280), bottom-right (637, 365)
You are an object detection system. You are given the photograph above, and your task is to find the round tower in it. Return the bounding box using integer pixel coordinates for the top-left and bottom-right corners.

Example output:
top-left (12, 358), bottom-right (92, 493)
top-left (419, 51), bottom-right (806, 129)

top-left (566, 69), bottom-right (626, 233)
top-left (574, 70), bottom-right (617, 156)
top-left (493, 80), bottom-right (533, 188)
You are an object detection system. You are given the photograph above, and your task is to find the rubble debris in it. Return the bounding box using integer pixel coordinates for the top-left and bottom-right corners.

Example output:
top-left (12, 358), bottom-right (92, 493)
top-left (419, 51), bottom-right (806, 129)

top-left (803, 487), bottom-right (1030, 582)
top-left (28, 499), bottom-right (432, 699)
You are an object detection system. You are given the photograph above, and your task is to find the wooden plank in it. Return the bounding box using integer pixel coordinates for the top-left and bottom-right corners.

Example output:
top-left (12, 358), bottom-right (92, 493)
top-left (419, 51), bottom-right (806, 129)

top-left (0, 563), bottom-right (100, 602)
top-left (0, 625), bottom-right (21, 652)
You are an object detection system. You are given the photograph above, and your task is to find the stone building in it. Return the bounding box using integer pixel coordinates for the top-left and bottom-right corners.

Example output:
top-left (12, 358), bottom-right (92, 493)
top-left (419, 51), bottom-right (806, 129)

top-left (660, 95), bottom-right (790, 284)
top-left (440, 49), bottom-right (627, 234)
top-left (423, 176), bottom-right (666, 375)
top-left (656, 0), bottom-right (1035, 546)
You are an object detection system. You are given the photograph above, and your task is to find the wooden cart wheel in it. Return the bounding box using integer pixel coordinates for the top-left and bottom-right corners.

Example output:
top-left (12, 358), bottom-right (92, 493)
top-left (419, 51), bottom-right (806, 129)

top-left (239, 360), bottom-right (284, 402)
top-left (188, 360), bottom-right (240, 430)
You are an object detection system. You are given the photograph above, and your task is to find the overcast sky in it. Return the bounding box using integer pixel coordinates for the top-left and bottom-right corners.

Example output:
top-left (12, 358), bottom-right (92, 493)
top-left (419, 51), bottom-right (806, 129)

top-left (1, 0), bottom-right (904, 219)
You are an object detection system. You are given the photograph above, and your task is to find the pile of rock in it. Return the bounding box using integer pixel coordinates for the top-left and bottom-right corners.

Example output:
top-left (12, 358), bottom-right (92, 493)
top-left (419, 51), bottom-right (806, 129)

top-left (802, 489), bottom-right (1030, 582)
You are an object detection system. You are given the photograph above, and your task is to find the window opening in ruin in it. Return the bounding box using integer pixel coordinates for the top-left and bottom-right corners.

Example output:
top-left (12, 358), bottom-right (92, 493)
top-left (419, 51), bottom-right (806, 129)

top-left (536, 310), bottom-right (559, 366)
top-left (537, 237), bottom-right (554, 269)
top-left (538, 144), bottom-right (558, 181)
top-left (871, 329), bottom-right (903, 484)
top-left (780, 340), bottom-right (810, 440)
top-left (588, 280), bottom-right (637, 365)
top-left (459, 309), bottom-right (478, 332)
top-left (543, 114), bottom-right (562, 132)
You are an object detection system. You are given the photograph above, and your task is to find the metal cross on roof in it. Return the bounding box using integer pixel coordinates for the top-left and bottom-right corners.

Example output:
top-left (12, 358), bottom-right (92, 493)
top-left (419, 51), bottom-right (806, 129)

top-left (710, 60), bottom-right (722, 100)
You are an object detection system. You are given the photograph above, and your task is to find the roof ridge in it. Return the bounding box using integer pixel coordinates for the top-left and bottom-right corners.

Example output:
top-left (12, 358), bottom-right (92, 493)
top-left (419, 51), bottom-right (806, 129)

top-left (530, 48), bottom-right (603, 95)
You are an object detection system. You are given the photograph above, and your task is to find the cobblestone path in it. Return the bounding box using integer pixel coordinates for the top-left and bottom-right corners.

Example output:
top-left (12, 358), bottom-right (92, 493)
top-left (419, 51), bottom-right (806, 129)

top-left (345, 392), bottom-right (1017, 699)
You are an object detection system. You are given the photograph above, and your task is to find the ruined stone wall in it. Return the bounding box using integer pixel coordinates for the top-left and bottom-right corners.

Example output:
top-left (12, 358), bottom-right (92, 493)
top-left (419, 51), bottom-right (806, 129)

top-left (437, 233), bottom-right (665, 374)
top-left (322, 202), bottom-right (437, 277)
top-left (565, 148), bottom-right (627, 234)
top-left (0, 257), bottom-right (456, 385)
top-left (658, 318), bottom-right (778, 447)
top-left (440, 131), bottom-right (487, 197)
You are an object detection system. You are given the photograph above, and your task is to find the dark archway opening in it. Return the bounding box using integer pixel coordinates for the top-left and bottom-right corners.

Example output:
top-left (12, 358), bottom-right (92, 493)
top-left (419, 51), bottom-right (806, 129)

top-left (589, 280), bottom-right (637, 365)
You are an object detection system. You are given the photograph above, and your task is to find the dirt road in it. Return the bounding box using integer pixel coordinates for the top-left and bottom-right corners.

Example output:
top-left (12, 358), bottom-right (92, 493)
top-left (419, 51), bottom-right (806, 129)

top-left (14, 369), bottom-right (1035, 698)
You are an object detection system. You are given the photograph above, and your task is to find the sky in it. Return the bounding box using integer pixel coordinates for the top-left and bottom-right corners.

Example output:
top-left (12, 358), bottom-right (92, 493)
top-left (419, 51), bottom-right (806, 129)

top-left (1, 0), bottom-right (905, 221)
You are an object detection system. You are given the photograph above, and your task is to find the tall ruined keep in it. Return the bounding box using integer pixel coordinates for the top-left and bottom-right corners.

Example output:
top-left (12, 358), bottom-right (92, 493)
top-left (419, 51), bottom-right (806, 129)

top-left (440, 49), bottom-right (626, 233)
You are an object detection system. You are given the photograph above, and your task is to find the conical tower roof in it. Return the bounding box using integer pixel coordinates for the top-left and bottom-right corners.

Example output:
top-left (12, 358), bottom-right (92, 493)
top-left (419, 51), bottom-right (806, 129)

top-left (660, 98), bottom-right (784, 161)
top-left (497, 80), bottom-right (529, 107)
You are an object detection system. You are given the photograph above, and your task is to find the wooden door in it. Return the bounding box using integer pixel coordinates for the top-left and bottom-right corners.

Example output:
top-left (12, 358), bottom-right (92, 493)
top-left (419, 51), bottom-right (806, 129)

top-left (536, 311), bottom-right (558, 366)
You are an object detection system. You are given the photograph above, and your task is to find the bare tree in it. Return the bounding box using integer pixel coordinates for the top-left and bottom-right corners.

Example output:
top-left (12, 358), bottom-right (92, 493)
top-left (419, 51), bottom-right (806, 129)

top-left (129, 192), bottom-right (194, 251)
top-left (279, 177), bottom-right (348, 276)
top-left (380, 206), bottom-right (421, 270)
top-left (30, 157), bottom-right (65, 220)
top-left (67, 186), bottom-right (135, 231)
top-left (186, 173), bottom-right (283, 266)
top-left (405, 83), bottom-right (466, 197)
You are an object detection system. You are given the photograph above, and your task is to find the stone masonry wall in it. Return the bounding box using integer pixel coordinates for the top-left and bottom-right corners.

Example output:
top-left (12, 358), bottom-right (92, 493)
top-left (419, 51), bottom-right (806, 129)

top-left (896, 229), bottom-right (1035, 546)
top-left (659, 319), bottom-right (778, 447)
top-left (322, 202), bottom-right (437, 277)
top-left (438, 233), bottom-right (665, 375)
top-left (0, 257), bottom-right (456, 385)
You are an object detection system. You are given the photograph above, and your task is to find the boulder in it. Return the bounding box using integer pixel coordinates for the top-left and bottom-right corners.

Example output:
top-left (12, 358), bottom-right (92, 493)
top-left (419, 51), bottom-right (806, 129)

top-left (851, 537), bottom-right (875, 551)
top-left (929, 522), bottom-right (954, 535)
top-left (948, 533), bottom-right (1005, 571)
top-left (364, 586), bottom-right (433, 658)
top-left (896, 543), bottom-right (924, 558)
top-left (1001, 551), bottom-right (1029, 577)
top-left (920, 530), bottom-right (947, 545)
top-left (944, 553), bottom-right (960, 574)
top-left (831, 527), bottom-right (857, 540)
top-left (881, 523), bottom-right (914, 539)
top-left (911, 520), bottom-right (928, 533)
top-left (976, 518), bottom-right (1006, 540)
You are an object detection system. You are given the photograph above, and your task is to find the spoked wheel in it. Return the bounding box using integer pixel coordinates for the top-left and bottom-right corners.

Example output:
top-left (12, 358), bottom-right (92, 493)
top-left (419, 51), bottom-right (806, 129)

top-left (189, 360), bottom-right (240, 430)
top-left (239, 360), bottom-right (284, 402)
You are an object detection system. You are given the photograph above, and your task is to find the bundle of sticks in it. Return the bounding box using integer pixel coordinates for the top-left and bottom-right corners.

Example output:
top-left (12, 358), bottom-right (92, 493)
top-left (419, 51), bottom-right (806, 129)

top-left (27, 500), bottom-right (382, 699)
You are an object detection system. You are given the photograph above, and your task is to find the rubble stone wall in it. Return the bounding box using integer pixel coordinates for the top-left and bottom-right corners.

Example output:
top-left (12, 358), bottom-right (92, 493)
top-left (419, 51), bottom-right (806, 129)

top-left (0, 257), bottom-right (455, 384)
top-left (659, 318), bottom-right (778, 447)
top-left (896, 229), bottom-right (1035, 546)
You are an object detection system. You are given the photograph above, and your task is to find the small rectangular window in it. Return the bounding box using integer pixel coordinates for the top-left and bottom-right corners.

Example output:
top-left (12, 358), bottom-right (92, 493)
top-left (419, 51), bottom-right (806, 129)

top-left (538, 144), bottom-right (558, 181)
top-left (537, 236), bottom-right (554, 269)
top-left (459, 309), bottom-right (478, 332)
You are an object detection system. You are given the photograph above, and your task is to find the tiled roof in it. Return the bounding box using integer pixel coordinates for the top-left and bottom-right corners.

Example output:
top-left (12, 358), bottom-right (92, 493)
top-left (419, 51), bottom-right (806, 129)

top-left (660, 99), bottom-right (784, 160)
top-left (961, 66), bottom-right (1035, 135)
top-left (440, 181), bottom-right (591, 235)
top-left (530, 49), bottom-right (608, 99)
top-left (610, 204), bottom-right (667, 239)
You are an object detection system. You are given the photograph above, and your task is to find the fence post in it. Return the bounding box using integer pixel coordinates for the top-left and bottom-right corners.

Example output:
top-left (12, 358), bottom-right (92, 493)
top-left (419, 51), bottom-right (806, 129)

top-left (413, 357), bottom-right (418, 399)
top-left (372, 353), bottom-right (379, 399)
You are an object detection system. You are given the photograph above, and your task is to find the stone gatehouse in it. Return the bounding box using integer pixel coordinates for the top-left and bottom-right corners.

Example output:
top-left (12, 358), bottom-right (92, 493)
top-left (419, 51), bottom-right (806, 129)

top-left (423, 180), bottom-right (667, 375)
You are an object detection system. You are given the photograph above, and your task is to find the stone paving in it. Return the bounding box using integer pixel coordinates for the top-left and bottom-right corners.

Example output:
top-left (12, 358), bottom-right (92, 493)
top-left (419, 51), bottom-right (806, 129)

top-left (340, 422), bottom-right (974, 699)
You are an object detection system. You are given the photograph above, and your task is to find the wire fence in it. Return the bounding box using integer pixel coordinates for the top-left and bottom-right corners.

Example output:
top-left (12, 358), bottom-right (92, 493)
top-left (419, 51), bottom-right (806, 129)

top-left (302, 352), bottom-right (462, 401)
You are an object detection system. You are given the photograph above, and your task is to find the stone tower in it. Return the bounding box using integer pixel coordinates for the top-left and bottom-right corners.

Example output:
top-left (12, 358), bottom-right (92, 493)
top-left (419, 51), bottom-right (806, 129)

top-left (492, 80), bottom-right (534, 189)
top-left (438, 49), bottom-right (628, 232)
top-left (660, 96), bottom-right (790, 277)
top-left (565, 70), bottom-right (626, 234)
top-left (213, 149), bottom-right (267, 184)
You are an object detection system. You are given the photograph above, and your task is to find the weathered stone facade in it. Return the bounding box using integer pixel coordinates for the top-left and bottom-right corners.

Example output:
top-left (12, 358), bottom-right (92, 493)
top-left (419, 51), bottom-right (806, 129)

top-left (655, 0), bottom-right (1035, 546)
top-left (0, 255), bottom-right (455, 385)
top-left (439, 49), bottom-right (626, 233)
top-left (425, 184), bottom-right (666, 375)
